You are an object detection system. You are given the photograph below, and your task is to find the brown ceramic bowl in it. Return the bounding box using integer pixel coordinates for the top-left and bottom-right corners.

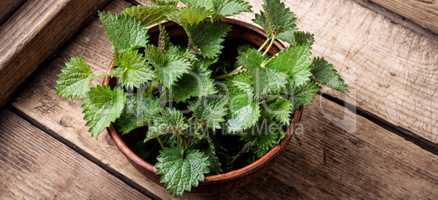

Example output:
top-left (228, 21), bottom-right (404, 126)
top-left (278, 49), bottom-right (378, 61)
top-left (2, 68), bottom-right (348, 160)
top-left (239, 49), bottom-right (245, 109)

top-left (104, 18), bottom-right (304, 193)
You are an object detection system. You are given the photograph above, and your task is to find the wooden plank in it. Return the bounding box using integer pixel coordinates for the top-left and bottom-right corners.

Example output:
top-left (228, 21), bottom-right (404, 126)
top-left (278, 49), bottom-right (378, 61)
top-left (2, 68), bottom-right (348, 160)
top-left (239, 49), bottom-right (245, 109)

top-left (0, 0), bottom-right (110, 107)
top-left (0, 110), bottom-right (151, 200)
top-left (0, 0), bottom-right (26, 25)
top-left (10, 1), bottom-right (438, 199)
top-left (354, 0), bottom-right (438, 34)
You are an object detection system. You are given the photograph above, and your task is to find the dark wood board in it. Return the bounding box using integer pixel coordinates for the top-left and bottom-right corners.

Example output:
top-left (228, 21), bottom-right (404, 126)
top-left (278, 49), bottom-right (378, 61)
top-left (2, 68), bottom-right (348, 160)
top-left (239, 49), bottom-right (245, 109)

top-left (0, 0), bottom-right (110, 107)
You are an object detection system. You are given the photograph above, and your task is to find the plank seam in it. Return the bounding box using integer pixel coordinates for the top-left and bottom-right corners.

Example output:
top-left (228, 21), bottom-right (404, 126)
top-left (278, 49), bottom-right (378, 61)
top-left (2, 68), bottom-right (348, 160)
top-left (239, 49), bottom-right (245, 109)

top-left (351, 0), bottom-right (438, 38)
top-left (0, 0), bottom-right (26, 27)
top-left (8, 105), bottom-right (162, 200)
top-left (320, 92), bottom-right (438, 155)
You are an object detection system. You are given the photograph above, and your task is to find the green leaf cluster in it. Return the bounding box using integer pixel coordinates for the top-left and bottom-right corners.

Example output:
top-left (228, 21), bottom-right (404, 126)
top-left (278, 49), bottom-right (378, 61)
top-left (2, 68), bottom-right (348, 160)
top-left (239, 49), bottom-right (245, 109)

top-left (55, 0), bottom-right (347, 196)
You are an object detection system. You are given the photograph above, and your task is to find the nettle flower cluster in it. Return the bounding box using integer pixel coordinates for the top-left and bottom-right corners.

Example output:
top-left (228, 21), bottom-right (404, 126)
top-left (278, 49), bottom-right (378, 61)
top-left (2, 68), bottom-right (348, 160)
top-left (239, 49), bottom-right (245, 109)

top-left (56, 0), bottom-right (347, 196)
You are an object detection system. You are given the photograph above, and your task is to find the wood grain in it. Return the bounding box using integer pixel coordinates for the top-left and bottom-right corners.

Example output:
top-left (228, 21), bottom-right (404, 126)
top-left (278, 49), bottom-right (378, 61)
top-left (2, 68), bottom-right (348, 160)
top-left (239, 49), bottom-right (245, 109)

top-left (0, 0), bottom-right (26, 25)
top-left (355, 0), bottom-right (438, 34)
top-left (0, 110), bottom-right (150, 200)
top-left (0, 0), bottom-right (110, 107)
top-left (10, 1), bottom-right (438, 199)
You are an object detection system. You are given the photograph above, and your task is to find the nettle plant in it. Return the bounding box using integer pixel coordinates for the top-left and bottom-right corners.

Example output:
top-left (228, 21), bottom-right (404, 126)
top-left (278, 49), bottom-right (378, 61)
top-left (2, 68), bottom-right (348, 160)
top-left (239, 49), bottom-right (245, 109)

top-left (56, 0), bottom-right (347, 196)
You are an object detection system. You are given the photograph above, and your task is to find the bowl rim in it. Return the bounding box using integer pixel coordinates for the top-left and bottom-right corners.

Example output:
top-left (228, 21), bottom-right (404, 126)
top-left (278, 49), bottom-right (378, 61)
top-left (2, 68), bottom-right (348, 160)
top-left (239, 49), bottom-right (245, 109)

top-left (104, 17), bottom-right (304, 184)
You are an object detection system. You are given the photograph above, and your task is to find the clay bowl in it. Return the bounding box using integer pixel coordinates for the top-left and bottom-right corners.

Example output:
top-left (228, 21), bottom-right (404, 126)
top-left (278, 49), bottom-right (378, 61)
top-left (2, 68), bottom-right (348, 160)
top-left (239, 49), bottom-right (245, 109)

top-left (104, 18), bottom-right (304, 193)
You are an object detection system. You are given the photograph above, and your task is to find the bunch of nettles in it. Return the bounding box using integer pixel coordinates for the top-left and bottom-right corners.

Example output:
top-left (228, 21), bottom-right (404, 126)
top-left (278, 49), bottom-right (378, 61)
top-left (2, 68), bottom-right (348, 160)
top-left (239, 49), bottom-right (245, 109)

top-left (56, 0), bottom-right (347, 196)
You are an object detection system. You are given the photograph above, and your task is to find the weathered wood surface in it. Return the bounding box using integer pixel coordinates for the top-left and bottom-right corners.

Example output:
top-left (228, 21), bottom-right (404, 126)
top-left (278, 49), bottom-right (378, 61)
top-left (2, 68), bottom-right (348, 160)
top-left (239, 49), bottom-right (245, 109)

top-left (0, 110), bottom-right (151, 200)
top-left (0, 0), bottom-right (26, 25)
top-left (10, 1), bottom-right (438, 199)
top-left (354, 0), bottom-right (438, 34)
top-left (0, 0), bottom-right (110, 107)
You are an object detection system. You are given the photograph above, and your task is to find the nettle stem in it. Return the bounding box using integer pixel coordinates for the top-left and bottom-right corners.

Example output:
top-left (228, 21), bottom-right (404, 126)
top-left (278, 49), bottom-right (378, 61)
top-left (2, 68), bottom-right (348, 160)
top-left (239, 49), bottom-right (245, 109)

top-left (216, 66), bottom-right (244, 80)
top-left (258, 39), bottom-right (269, 51)
top-left (262, 37), bottom-right (275, 56)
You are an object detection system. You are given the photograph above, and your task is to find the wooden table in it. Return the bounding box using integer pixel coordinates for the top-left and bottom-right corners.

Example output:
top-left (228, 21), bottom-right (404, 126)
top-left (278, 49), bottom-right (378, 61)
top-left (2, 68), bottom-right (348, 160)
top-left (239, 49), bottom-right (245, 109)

top-left (1, 0), bottom-right (437, 199)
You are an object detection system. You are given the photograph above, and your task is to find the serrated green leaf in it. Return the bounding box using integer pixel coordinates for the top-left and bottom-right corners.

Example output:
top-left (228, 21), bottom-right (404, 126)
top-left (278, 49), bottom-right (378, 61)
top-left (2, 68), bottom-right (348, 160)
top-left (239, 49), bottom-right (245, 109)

top-left (171, 66), bottom-right (216, 102)
top-left (99, 12), bottom-right (149, 53)
top-left (236, 48), bottom-right (287, 96)
top-left (278, 31), bottom-right (315, 46)
top-left (156, 147), bottom-right (210, 196)
top-left (167, 7), bottom-right (211, 27)
top-left (253, 0), bottom-right (296, 37)
top-left (113, 50), bottom-right (155, 89)
top-left (236, 48), bottom-right (265, 70)
top-left (189, 97), bottom-right (227, 130)
top-left (251, 68), bottom-right (288, 97)
top-left (228, 102), bottom-right (260, 132)
top-left (115, 93), bottom-right (161, 134)
top-left (56, 57), bottom-right (93, 99)
top-left (144, 45), bottom-right (191, 88)
top-left (154, 0), bottom-right (178, 6)
top-left (291, 81), bottom-right (320, 110)
top-left (189, 22), bottom-right (231, 59)
top-left (122, 5), bottom-right (175, 27)
top-left (182, 0), bottom-right (251, 17)
top-left (242, 130), bottom-right (285, 157)
top-left (82, 86), bottom-right (127, 137)
top-left (311, 57), bottom-right (347, 93)
top-left (146, 108), bottom-right (188, 142)
top-left (265, 96), bottom-right (292, 125)
top-left (267, 45), bottom-right (312, 86)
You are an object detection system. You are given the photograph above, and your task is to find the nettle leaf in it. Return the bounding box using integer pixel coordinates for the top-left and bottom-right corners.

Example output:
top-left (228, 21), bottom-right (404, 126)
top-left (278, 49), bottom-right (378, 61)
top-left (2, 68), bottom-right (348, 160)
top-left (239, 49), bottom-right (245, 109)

top-left (122, 5), bottom-right (175, 27)
top-left (189, 22), bottom-right (231, 59)
top-left (82, 86), bottom-right (127, 137)
top-left (215, 0), bottom-right (251, 16)
top-left (231, 74), bottom-right (254, 97)
top-left (252, 68), bottom-right (288, 97)
top-left (146, 108), bottom-right (188, 142)
top-left (291, 81), bottom-right (320, 110)
top-left (156, 147), bottom-right (210, 196)
top-left (311, 57), bottom-right (347, 93)
top-left (167, 7), bottom-right (211, 27)
top-left (242, 130), bottom-right (285, 157)
top-left (99, 12), bottom-right (149, 53)
top-left (267, 45), bottom-right (312, 86)
top-left (228, 102), bottom-right (260, 133)
top-left (265, 96), bottom-right (292, 125)
top-left (144, 45), bottom-right (191, 88)
top-left (56, 57), bottom-right (93, 99)
top-left (278, 31), bottom-right (315, 46)
top-left (171, 66), bottom-right (216, 102)
top-left (237, 48), bottom-right (287, 96)
top-left (254, 0), bottom-right (296, 37)
top-left (113, 50), bottom-right (155, 89)
top-left (154, 0), bottom-right (179, 6)
top-left (189, 97), bottom-right (227, 130)
top-left (182, 0), bottom-right (251, 17)
top-left (237, 48), bottom-right (265, 69)
top-left (115, 94), bottom-right (161, 134)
